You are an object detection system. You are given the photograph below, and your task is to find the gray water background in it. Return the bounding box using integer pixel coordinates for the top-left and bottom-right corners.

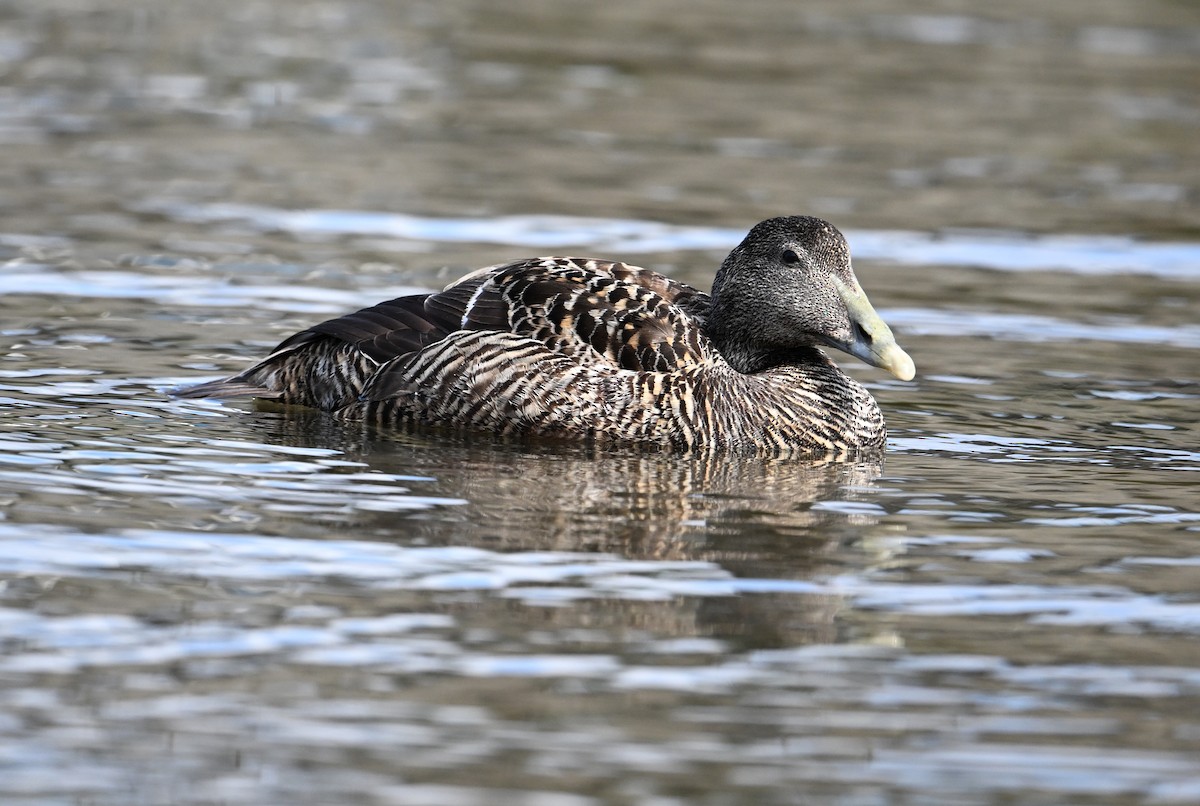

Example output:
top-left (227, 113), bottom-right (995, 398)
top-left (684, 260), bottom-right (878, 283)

top-left (2, 1), bottom-right (1199, 803)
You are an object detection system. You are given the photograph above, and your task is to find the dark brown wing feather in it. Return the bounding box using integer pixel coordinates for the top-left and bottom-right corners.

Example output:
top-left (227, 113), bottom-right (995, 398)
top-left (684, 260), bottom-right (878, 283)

top-left (296, 295), bottom-right (446, 363)
top-left (173, 256), bottom-right (713, 408)
top-left (171, 293), bottom-right (456, 405)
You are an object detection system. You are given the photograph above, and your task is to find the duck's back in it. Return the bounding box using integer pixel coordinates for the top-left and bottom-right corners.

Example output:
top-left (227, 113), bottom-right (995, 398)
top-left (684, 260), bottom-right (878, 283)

top-left (174, 257), bottom-right (714, 413)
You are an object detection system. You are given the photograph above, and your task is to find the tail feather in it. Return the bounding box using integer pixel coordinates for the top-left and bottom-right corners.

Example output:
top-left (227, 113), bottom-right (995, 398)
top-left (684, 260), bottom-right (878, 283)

top-left (170, 377), bottom-right (282, 400)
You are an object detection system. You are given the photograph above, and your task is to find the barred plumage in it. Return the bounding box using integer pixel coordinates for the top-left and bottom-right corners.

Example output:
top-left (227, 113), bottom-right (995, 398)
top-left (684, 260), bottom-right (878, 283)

top-left (174, 216), bottom-right (915, 457)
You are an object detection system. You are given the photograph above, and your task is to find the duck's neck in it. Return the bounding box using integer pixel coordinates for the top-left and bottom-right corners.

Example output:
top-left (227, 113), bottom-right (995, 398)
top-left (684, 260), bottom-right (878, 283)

top-left (710, 338), bottom-right (829, 375)
top-left (696, 352), bottom-right (886, 456)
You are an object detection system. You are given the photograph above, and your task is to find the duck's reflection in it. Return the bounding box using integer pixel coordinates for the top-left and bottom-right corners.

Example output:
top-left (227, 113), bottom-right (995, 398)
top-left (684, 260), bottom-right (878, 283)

top-left (256, 410), bottom-right (891, 648)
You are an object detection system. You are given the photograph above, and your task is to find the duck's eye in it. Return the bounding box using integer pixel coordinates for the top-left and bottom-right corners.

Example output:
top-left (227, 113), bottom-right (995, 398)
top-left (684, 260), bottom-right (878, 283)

top-left (781, 249), bottom-right (802, 267)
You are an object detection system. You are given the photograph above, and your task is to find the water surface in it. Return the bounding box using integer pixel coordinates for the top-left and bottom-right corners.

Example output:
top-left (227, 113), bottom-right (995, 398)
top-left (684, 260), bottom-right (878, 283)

top-left (2, 1), bottom-right (1199, 804)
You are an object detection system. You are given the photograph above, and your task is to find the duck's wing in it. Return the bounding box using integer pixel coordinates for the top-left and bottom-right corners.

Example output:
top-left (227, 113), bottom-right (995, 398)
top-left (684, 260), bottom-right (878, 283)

top-left (173, 257), bottom-right (712, 407)
top-left (170, 262), bottom-right (513, 404)
top-left (169, 287), bottom-right (468, 405)
top-left (483, 257), bottom-right (713, 372)
top-left (289, 255), bottom-right (713, 373)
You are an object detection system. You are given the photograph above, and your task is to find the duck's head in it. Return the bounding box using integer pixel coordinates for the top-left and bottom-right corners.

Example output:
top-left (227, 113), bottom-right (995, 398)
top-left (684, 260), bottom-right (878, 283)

top-left (707, 215), bottom-right (915, 380)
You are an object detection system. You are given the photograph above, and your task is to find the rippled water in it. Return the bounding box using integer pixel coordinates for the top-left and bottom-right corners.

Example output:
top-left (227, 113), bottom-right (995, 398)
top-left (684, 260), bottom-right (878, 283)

top-left (3, 1), bottom-right (1200, 804)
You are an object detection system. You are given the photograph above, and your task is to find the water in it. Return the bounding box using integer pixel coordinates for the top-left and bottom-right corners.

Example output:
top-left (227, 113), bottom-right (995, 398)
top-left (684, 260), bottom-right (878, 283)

top-left (3, 0), bottom-right (1200, 804)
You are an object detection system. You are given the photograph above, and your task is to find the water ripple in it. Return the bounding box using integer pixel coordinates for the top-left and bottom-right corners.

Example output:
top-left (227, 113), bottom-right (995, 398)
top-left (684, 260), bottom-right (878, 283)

top-left (0, 265), bottom-right (422, 313)
top-left (130, 202), bottom-right (1200, 279)
top-left (3, 526), bottom-right (1199, 636)
top-left (884, 308), bottom-right (1200, 348)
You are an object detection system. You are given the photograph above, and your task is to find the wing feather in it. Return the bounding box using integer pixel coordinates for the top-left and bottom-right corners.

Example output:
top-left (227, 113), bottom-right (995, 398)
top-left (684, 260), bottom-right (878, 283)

top-left (174, 255), bottom-right (714, 408)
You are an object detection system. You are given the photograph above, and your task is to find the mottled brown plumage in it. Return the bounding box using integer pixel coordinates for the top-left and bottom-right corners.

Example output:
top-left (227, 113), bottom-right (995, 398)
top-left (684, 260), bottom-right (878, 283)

top-left (174, 216), bottom-right (915, 457)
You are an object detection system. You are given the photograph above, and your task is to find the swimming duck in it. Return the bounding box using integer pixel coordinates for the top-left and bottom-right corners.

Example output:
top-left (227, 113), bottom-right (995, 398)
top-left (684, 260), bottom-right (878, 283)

top-left (175, 216), bottom-right (914, 456)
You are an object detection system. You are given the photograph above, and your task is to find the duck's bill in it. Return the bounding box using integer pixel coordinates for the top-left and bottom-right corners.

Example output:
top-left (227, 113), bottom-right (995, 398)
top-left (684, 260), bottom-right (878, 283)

top-left (859, 338), bottom-right (916, 382)
top-left (829, 276), bottom-right (916, 381)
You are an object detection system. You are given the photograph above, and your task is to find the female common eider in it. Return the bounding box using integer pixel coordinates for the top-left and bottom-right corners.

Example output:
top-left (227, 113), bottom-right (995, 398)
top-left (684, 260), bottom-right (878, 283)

top-left (175, 216), bottom-right (915, 457)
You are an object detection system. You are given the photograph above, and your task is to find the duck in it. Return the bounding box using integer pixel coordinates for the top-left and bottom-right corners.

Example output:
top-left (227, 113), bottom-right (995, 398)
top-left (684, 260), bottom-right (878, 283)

top-left (174, 215), bottom-right (915, 457)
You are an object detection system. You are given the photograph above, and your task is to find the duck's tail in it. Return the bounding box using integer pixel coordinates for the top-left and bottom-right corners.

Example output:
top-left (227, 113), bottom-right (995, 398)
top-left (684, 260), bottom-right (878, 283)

top-left (169, 375), bottom-right (281, 400)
